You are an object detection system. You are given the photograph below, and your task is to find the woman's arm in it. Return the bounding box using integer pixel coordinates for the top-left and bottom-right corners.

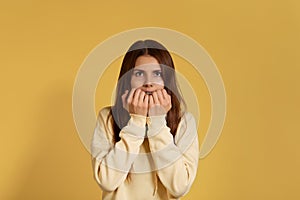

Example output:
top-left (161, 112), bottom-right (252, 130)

top-left (147, 112), bottom-right (199, 198)
top-left (91, 108), bottom-right (146, 192)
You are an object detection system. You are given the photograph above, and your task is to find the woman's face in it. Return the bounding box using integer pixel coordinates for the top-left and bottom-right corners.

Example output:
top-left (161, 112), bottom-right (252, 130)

top-left (130, 55), bottom-right (164, 94)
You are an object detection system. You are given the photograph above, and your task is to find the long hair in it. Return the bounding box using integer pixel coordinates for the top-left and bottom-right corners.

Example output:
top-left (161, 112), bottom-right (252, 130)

top-left (107, 39), bottom-right (186, 143)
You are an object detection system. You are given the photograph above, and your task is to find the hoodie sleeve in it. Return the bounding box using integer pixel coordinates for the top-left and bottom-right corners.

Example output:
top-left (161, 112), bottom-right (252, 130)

top-left (91, 108), bottom-right (146, 192)
top-left (147, 112), bottom-right (199, 198)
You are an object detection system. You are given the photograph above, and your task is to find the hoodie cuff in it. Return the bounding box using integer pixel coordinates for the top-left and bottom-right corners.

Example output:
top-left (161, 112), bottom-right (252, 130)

top-left (146, 114), bottom-right (168, 137)
top-left (120, 114), bottom-right (146, 138)
top-left (129, 114), bottom-right (147, 127)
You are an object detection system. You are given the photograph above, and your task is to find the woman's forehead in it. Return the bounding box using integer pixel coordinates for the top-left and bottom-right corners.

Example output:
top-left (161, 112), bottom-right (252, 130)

top-left (133, 63), bottom-right (161, 71)
top-left (135, 55), bottom-right (158, 65)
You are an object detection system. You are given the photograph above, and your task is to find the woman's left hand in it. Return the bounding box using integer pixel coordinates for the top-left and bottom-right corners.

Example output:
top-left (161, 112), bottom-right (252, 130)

top-left (148, 89), bottom-right (172, 116)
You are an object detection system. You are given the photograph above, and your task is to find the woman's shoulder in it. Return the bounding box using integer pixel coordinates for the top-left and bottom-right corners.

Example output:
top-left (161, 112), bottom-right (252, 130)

top-left (180, 111), bottom-right (196, 124)
top-left (95, 106), bottom-right (114, 139)
top-left (175, 111), bottom-right (198, 148)
top-left (97, 106), bottom-right (112, 119)
top-left (176, 112), bottom-right (197, 137)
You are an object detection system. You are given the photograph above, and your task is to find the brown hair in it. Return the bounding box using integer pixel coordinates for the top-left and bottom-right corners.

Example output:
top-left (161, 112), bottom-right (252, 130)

top-left (108, 39), bottom-right (185, 143)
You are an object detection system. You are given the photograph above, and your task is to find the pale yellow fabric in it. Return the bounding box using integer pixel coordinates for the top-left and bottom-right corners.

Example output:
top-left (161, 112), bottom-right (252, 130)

top-left (91, 107), bottom-right (199, 200)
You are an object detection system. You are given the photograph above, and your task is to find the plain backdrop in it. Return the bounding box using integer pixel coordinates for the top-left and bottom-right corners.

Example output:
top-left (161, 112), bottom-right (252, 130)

top-left (1, 0), bottom-right (299, 199)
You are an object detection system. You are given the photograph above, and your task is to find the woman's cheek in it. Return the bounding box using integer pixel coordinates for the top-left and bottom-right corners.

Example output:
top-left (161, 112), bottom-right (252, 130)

top-left (154, 79), bottom-right (164, 88)
top-left (130, 78), bottom-right (143, 88)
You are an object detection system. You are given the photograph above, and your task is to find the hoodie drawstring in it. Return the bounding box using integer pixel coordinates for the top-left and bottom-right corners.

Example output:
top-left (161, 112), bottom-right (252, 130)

top-left (153, 172), bottom-right (158, 196)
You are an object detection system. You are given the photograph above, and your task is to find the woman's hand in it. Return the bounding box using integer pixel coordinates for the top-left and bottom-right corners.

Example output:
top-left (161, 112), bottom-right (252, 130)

top-left (122, 88), bottom-right (149, 116)
top-left (148, 89), bottom-right (172, 116)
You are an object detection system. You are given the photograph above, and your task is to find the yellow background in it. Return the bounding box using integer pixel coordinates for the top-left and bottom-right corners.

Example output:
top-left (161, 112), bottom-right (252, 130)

top-left (1, 0), bottom-right (299, 199)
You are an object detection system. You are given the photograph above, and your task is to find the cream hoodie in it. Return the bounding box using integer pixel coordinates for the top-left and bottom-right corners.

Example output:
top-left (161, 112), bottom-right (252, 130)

top-left (91, 107), bottom-right (199, 200)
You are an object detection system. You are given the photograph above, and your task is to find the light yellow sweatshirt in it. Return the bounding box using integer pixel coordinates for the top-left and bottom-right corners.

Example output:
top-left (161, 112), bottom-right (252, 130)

top-left (91, 107), bottom-right (199, 200)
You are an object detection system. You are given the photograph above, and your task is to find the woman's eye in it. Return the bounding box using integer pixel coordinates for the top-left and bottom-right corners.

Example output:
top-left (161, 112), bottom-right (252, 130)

top-left (135, 71), bottom-right (143, 77)
top-left (154, 71), bottom-right (162, 77)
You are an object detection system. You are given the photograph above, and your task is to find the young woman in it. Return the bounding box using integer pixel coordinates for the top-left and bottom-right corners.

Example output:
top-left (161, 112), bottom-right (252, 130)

top-left (91, 40), bottom-right (199, 200)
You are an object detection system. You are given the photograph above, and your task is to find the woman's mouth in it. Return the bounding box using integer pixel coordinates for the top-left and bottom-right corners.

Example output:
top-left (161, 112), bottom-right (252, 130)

top-left (145, 91), bottom-right (153, 95)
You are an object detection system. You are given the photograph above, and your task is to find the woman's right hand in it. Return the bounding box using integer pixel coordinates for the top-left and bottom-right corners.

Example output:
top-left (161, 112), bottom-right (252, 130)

top-left (122, 88), bottom-right (149, 116)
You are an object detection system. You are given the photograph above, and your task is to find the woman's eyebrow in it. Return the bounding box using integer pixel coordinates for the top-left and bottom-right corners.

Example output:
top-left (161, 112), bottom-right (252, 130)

top-left (133, 69), bottom-right (145, 72)
top-left (132, 69), bottom-right (161, 72)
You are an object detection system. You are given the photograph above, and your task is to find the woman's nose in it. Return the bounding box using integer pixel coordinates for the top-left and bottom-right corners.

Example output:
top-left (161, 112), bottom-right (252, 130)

top-left (143, 75), bottom-right (153, 87)
top-left (143, 83), bottom-right (153, 87)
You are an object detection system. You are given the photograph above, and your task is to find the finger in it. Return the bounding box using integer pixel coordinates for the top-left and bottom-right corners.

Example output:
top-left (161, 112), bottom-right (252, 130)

top-left (121, 90), bottom-right (129, 106)
top-left (138, 90), bottom-right (146, 103)
top-left (132, 89), bottom-right (141, 104)
top-left (127, 88), bottom-right (136, 104)
top-left (157, 89), bottom-right (164, 103)
top-left (162, 89), bottom-right (170, 100)
top-left (121, 90), bottom-right (129, 101)
top-left (163, 89), bottom-right (171, 104)
top-left (152, 91), bottom-right (160, 105)
top-left (149, 95), bottom-right (154, 107)
top-left (144, 94), bottom-right (149, 104)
